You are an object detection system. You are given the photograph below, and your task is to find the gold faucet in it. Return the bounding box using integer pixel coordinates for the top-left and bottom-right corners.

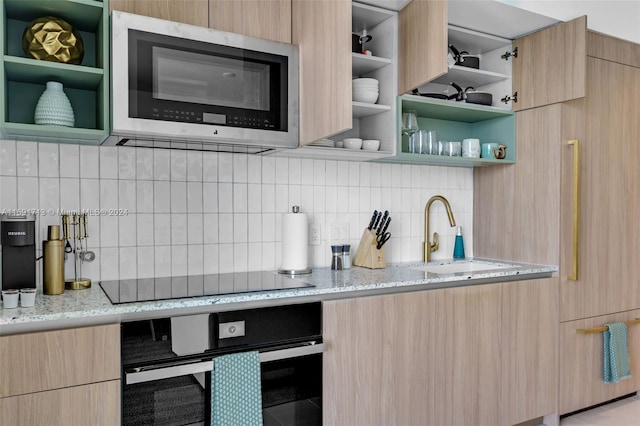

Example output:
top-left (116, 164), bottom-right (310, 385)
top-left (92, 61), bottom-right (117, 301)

top-left (424, 195), bottom-right (456, 262)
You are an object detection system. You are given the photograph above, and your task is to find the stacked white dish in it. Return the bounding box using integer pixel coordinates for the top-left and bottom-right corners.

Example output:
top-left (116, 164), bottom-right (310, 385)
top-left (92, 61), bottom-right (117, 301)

top-left (352, 78), bottom-right (379, 104)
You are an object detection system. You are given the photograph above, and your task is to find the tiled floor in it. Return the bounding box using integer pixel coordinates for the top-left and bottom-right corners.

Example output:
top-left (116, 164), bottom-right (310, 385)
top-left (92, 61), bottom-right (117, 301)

top-left (560, 393), bottom-right (640, 425)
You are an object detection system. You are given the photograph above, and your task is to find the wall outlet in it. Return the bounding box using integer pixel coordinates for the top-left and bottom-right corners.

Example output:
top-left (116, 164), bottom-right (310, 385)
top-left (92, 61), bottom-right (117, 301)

top-left (309, 223), bottom-right (321, 246)
top-left (330, 223), bottom-right (350, 244)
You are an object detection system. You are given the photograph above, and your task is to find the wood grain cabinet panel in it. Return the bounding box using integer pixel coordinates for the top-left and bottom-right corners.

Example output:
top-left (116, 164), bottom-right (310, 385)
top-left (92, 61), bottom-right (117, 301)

top-left (501, 278), bottom-right (559, 426)
top-left (0, 324), bottom-right (120, 397)
top-left (323, 290), bottom-right (448, 425)
top-left (587, 31), bottom-right (640, 68)
top-left (110, 0), bottom-right (209, 26)
top-left (559, 57), bottom-right (640, 321)
top-left (323, 283), bottom-right (508, 426)
top-left (209, 0), bottom-right (291, 43)
top-left (512, 16), bottom-right (587, 111)
top-left (398, 0), bottom-right (447, 95)
top-left (0, 381), bottom-right (120, 426)
top-left (559, 310), bottom-right (640, 414)
top-left (475, 32), bottom-right (640, 413)
top-left (292, 0), bottom-right (351, 145)
top-left (445, 285), bottom-right (502, 426)
top-left (473, 104), bottom-right (562, 265)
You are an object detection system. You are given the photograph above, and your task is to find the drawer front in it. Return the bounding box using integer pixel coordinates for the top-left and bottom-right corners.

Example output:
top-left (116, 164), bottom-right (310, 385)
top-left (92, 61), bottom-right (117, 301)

top-left (0, 381), bottom-right (120, 425)
top-left (560, 310), bottom-right (640, 414)
top-left (0, 324), bottom-right (120, 397)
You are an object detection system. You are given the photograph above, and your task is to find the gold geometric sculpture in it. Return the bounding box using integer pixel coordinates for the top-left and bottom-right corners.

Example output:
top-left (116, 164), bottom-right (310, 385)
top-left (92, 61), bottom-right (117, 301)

top-left (22, 16), bottom-right (84, 65)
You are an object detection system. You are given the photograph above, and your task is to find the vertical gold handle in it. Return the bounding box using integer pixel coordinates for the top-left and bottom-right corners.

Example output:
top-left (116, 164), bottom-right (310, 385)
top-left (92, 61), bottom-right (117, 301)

top-left (567, 140), bottom-right (580, 281)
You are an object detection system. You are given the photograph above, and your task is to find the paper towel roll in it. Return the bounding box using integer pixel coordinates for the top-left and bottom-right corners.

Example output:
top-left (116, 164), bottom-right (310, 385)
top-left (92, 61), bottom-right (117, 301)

top-left (279, 206), bottom-right (311, 274)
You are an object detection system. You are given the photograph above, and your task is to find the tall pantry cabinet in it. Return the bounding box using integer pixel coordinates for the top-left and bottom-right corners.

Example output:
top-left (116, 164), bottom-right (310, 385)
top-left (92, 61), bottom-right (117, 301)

top-left (474, 29), bottom-right (640, 414)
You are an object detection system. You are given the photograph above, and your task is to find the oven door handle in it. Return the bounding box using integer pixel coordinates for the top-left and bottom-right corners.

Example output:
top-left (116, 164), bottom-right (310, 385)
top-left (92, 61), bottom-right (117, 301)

top-left (125, 342), bottom-right (326, 385)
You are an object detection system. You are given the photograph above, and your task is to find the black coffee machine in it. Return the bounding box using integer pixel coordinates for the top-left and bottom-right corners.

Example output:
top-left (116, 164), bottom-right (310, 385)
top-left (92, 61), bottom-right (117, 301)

top-left (1, 214), bottom-right (36, 290)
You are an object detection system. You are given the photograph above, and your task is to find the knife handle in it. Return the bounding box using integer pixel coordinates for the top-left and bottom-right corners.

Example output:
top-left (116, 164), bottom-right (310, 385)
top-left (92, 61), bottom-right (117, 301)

top-left (380, 217), bottom-right (391, 235)
top-left (376, 211), bottom-right (389, 235)
top-left (368, 210), bottom-right (378, 230)
top-left (371, 211), bottom-right (380, 230)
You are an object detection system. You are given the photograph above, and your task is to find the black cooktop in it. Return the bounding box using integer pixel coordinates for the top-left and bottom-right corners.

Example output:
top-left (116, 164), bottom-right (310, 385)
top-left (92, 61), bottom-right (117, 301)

top-left (99, 272), bottom-right (315, 304)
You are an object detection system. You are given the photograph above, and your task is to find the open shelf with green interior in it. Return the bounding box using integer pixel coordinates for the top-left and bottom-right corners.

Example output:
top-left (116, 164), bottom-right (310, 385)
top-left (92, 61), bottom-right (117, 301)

top-left (0, 0), bottom-right (109, 144)
top-left (376, 94), bottom-right (515, 167)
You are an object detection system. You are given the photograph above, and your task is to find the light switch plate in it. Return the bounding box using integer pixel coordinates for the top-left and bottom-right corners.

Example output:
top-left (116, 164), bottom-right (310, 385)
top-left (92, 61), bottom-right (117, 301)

top-left (329, 223), bottom-right (350, 244)
top-left (309, 223), bottom-right (321, 245)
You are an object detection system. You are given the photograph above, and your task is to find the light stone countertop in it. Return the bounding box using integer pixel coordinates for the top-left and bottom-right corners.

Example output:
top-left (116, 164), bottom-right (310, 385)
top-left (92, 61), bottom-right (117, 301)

top-left (0, 259), bottom-right (557, 335)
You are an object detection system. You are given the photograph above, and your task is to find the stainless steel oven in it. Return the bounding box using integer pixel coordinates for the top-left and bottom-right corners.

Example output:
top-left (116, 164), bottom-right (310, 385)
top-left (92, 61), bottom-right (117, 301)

top-left (109, 11), bottom-right (299, 152)
top-left (120, 303), bottom-right (323, 426)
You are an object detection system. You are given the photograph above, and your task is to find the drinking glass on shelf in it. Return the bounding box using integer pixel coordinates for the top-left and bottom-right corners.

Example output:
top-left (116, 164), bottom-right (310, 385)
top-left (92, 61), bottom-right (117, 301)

top-left (402, 110), bottom-right (419, 153)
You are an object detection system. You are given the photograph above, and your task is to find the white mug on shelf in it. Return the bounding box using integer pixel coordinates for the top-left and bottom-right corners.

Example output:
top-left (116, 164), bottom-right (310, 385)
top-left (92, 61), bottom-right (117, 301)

top-left (462, 138), bottom-right (480, 158)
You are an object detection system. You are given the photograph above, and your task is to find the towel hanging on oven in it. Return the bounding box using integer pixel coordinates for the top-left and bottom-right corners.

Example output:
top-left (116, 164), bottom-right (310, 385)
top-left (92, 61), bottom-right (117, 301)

top-left (211, 351), bottom-right (263, 425)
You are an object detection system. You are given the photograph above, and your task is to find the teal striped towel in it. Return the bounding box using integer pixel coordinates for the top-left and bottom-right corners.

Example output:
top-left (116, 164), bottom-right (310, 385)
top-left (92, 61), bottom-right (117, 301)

top-left (603, 322), bottom-right (631, 384)
top-left (211, 351), bottom-right (263, 426)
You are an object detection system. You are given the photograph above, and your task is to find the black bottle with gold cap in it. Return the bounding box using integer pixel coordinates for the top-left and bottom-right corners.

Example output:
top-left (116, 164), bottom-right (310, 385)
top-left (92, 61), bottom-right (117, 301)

top-left (43, 225), bottom-right (64, 295)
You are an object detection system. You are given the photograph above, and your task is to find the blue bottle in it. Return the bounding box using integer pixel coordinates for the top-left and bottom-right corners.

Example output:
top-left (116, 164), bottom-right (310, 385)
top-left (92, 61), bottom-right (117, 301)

top-left (453, 226), bottom-right (465, 259)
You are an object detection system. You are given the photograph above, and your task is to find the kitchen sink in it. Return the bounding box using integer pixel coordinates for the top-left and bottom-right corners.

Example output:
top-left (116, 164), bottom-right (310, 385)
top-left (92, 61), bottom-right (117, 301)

top-left (411, 261), bottom-right (512, 275)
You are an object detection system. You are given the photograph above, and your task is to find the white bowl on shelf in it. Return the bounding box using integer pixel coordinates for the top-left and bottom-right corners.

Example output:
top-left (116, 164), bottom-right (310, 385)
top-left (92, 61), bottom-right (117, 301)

top-left (352, 90), bottom-right (379, 104)
top-left (343, 138), bottom-right (363, 149)
top-left (362, 139), bottom-right (380, 151)
top-left (352, 78), bottom-right (378, 85)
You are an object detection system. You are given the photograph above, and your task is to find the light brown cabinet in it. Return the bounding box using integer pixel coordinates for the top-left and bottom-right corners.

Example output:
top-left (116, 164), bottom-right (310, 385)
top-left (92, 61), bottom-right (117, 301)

top-left (111, 0), bottom-right (291, 42)
top-left (0, 381), bottom-right (121, 426)
top-left (398, 0), bottom-right (448, 95)
top-left (474, 31), bottom-right (640, 412)
top-left (501, 278), bottom-right (559, 425)
top-left (559, 309), bottom-right (640, 415)
top-left (0, 324), bottom-right (120, 424)
top-left (209, 0), bottom-right (291, 43)
top-left (511, 16), bottom-right (587, 111)
top-left (323, 279), bottom-right (557, 425)
top-left (293, 0), bottom-right (352, 145)
top-left (110, 0), bottom-right (209, 26)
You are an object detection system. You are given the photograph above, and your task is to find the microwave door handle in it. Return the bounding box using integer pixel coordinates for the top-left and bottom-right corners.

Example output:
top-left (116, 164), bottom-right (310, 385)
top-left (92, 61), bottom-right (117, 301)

top-left (125, 343), bottom-right (326, 385)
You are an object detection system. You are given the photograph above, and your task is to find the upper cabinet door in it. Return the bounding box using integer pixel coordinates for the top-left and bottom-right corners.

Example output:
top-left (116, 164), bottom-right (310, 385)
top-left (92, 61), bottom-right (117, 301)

top-left (110, 0), bottom-right (209, 27)
top-left (398, 0), bottom-right (448, 95)
top-left (293, 0), bottom-right (352, 145)
top-left (209, 0), bottom-right (292, 43)
top-left (512, 16), bottom-right (587, 111)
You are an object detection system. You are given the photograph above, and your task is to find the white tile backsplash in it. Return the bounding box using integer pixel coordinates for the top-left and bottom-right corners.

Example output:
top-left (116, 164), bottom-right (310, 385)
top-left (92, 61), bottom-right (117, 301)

top-left (80, 146), bottom-right (99, 179)
top-left (0, 140), bottom-right (16, 176)
top-left (17, 142), bottom-right (38, 176)
top-left (38, 143), bottom-right (59, 177)
top-left (1, 176), bottom-right (17, 209)
top-left (2, 142), bottom-right (474, 286)
top-left (118, 148), bottom-right (136, 179)
top-left (99, 147), bottom-right (118, 179)
top-left (59, 144), bottom-right (79, 178)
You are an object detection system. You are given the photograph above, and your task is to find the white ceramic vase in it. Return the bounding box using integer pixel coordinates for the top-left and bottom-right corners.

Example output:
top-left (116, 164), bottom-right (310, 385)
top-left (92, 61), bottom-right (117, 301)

top-left (34, 81), bottom-right (75, 127)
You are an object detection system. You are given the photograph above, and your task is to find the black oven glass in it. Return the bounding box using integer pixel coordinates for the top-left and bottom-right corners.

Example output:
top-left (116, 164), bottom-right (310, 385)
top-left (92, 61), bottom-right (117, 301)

top-left (128, 29), bottom-right (288, 131)
top-left (122, 356), bottom-right (322, 426)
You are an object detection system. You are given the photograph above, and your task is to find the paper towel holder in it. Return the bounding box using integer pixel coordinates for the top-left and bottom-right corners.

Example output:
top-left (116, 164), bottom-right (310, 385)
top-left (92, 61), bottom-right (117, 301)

top-left (278, 205), bottom-right (312, 276)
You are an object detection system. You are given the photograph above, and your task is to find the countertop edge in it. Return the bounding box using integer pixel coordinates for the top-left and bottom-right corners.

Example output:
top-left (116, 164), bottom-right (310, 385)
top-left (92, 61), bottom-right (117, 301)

top-left (0, 263), bottom-right (556, 335)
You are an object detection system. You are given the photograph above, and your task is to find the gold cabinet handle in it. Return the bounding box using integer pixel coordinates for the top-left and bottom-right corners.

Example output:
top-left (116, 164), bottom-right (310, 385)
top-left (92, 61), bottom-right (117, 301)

top-left (567, 140), bottom-right (580, 281)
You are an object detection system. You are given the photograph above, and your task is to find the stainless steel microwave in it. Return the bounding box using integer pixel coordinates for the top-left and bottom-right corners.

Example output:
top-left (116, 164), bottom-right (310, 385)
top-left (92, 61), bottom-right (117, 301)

top-left (107, 11), bottom-right (299, 153)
